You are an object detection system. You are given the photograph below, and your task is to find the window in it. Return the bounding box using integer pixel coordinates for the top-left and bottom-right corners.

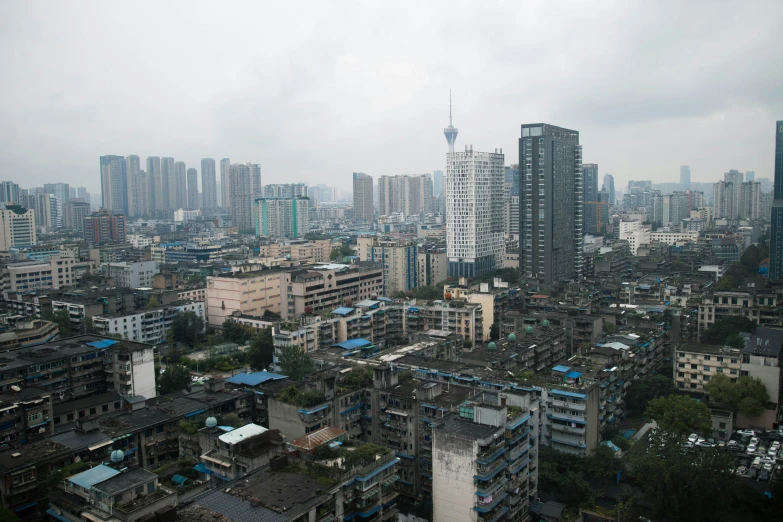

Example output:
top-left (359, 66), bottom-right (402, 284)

top-left (145, 429), bottom-right (152, 437)
top-left (156, 426), bottom-right (163, 434)
top-left (67, 413), bottom-right (74, 421)
top-left (102, 404), bottom-right (109, 412)
top-left (29, 412), bottom-right (42, 423)
top-left (90, 408), bottom-right (96, 415)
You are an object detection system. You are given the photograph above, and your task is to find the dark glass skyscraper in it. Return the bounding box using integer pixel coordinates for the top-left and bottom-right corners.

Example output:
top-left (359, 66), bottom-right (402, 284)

top-left (519, 124), bottom-right (583, 284)
top-left (770, 120), bottom-right (783, 279)
top-left (583, 164), bottom-right (599, 234)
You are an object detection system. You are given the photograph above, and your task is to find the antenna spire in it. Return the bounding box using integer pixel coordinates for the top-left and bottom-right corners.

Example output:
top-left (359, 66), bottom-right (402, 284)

top-left (449, 90), bottom-right (453, 126)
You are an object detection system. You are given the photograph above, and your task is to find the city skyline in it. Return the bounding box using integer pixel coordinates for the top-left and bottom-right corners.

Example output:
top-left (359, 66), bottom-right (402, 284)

top-left (1, 3), bottom-right (781, 194)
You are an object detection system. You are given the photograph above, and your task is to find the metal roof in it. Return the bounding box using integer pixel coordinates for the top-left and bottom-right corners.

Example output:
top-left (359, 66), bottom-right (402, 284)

top-left (225, 371), bottom-right (288, 387)
top-left (68, 465), bottom-right (120, 489)
top-left (218, 423), bottom-right (267, 445)
top-left (289, 426), bottom-right (346, 451)
top-left (333, 338), bottom-right (372, 350)
top-left (331, 307), bottom-right (355, 316)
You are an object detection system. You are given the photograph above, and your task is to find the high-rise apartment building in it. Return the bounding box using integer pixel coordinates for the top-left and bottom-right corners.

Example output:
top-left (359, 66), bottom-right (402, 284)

top-left (352, 172), bottom-right (374, 222)
top-left (201, 158), bottom-right (218, 209)
top-left (680, 165), bottom-right (691, 190)
top-left (220, 158), bottom-right (231, 208)
top-left (378, 174), bottom-right (433, 216)
top-left (125, 155), bottom-right (146, 217)
top-left (172, 161), bottom-right (186, 209)
top-left (0, 206), bottom-right (36, 249)
top-left (505, 195), bottom-right (520, 239)
top-left (161, 157), bottom-right (175, 209)
top-left (770, 121), bottom-right (783, 279)
top-left (187, 168), bottom-right (199, 209)
top-left (725, 169), bottom-right (744, 218)
top-left (83, 210), bottom-right (126, 245)
top-left (583, 164), bottom-right (599, 234)
top-left (254, 197), bottom-right (311, 238)
top-left (746, 171), bottom-right (755, 181)
top-left (742, 181), bottom-right (762, 219)
top-left (433, 170), bottom-right (443, 197)
top-left (99, 155), bottom-right (127, 215)
top-left (43, 183), bottom-right (70, 207)
top-left (357, 236), bottom-right (418, 294)
top-left (519, 124), bottom-right (583, 283)
top-left (63, 200), bottom-right (91, 233)
top-left (146, 156), bottom-right (161, 211)
top-left (446, 146), bottom-right (504, 278)
top-left (0, 181), bottom-right (22, 204)
top-left (602, 174), bottom-right (615, 206)
top-left (228, 163), bottom-right (253, 230)
top-left (76, 186), bottom-right (89, 202)
top-left (247, 163), bottom-right (262, 197)
top-left (263, 184), bottom-right (308, 199)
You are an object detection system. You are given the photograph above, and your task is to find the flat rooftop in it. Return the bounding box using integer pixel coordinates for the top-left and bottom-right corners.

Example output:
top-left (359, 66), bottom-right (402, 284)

top-left (433, 413), bottom-right (503, 441)
top-left (678, 343), bottom-right (742, 356)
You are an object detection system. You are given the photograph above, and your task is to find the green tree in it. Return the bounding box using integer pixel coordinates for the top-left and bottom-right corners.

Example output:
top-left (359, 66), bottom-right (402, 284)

top-left (644, 394), bottom-right (711, 436)
top-left (706, 373), bottom-right (770, 418)
top-left (489, 322), bottom-right (499, 341)
top-left (221, 413), bottom-right (242, 428)
top-left (158, 364), bottom-right (192, 394)
top-left (52, 309), bottom-right (73, 336)
top-left (330, 242), bottom-right (355, 260)
top-left (414, 285), bottom-right (442, 300)
top-left (604, 322), bottom-right (617, 335)
top-left (625, 375), bottom-right (676, 415)
top-left (221, 319), bottom-right (254, 343)
top-left (171, 311), bottom-right (205, 346)
top-left (148, 295), bottom-right (160, 307)
top-left (701, 316), bottom-right (756, 344)
top-left (81, 315), bottom-right (97, 334)
top-left (276, 344), bottom-right (314, 381)
top-left (0, 507), bottom-right (19, 522)
top-left (247, 328), bottom-right (275, 370)
top-left (628, 430), bottom-right (737, 522)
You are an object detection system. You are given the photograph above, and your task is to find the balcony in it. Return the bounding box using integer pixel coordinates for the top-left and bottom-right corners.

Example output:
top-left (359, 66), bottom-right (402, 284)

top-left (551, 399), bottom-right (586, 411)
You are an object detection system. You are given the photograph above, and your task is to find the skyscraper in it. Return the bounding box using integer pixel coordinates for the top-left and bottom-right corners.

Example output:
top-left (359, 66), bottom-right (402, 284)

top-left (352, 172), bottom-right (374, 222)
top-left (173, 161), bottom-right (186, 209)
top-left (446, 146), bottom-right (505, 277)
top-left (378, 174), bottom-right (433, 216)
top-left (519, 124), bottom-right (583, 284)
top-left (201, 158), bottom-right (217, 209)
top-left (220, 158), bottom-right (231, 208)
top-left (76, 187), bottom-right (89, 201)
top-left (583, 164), bottom-right (599, 234)
top-left (443, 91), bottom-right (458, 153)
top-left (125, 155), bottom-right (142, 217)
top-left (0, 181), bottom-right (22, 204)
top-left (746, 170), bottom-right (755, 181)
top-left (161, 157), bottom-right (175, 209)
top-left (602, 174), bottom-right (615, 206)
top-left (99, 155), bottom-right (127, 215)
top-left (680, 165), bottom-right (691, 190)
top-left (187, 168), bottom-right (199, 209)
top-left (433, 170), bottom-right (443, 197)
top-left (247, 163), bottom-right (262, 197)
top-left (254, 196), bottom-right (310, 238)
top-left (228, 163), bottom-right (253, 230)
top-left (770, 121), bottom-right (783, 279)
top-left (724, 169), bottom-right (744, 219)
top-left (146, 156), bottom-right (161, 211)
top-left (43, 183), bottom-right (70, 206)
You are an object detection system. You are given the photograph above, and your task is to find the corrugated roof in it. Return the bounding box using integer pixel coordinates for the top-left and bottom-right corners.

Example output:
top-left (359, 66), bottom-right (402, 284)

top-left (225, 371), bottom-right (288, 387)
top-left (68, 465), bottom-right (120, 489)
top-left (218, 423), bottom-right (267, 445)
top-left (289, 426), bottom-right (346, 451)
top-left (552, 365), bottom-right (570, 373)
top-left (85, 340), bottom-right (118, 348)
top-left (333, 338), bottom-right (372, 350)
top-left (331, 307), bottom-right (355, 316)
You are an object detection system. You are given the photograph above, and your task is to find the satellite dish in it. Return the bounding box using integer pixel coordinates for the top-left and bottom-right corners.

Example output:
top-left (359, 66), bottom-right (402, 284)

top-left (10, 385), bottom-right (21, 392)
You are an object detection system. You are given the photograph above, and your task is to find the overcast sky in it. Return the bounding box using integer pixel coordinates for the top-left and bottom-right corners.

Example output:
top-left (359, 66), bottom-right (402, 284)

top-left (1, 1), bottom-right (781, 196)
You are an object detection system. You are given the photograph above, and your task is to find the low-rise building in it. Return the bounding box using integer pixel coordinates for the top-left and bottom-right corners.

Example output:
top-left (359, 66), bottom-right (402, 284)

top-left (1, 256), bottom-right (81, 293)
top-left (196, 423), bottom-right (284, 483)
top-left (675, 343), bottom-right (742, 393)
top-left (205, 270), bottom-right (284, 326)
top-left (103, 260), bottom-right (159, 288)
top-left (93, 301), bottom-right (205, 346)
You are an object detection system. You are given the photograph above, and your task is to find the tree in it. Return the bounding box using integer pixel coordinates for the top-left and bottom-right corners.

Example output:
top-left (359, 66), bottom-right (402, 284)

top-left (644, 394), bottom-right (711, 436)
top-left (247, 328), bottom-right (275, 371)
top-left (148, 295), bottom-right (160, 307)
top-left (413, 285), bottom-right (442, 300)
top-left (489, 322), bottom-right (499, 341)
top-left (221, 413), bottom-right (241, 428)
top-left (0, 507), bottom-right (19, 522)
top-left (276, 344), bottom-right (314, 381)
top-left (706, 373), bottom-right (770, 418)
top-left (158, 364), bottom-right (191, 394)
top-left (625, 375), bottom-right (676, 415)
top-left (628, 429), bottom-right (737, 522)
top-left (51, 309), bottom-right (73, 336)
top-left (81, 316), bottom-right (97, 334)
top-left (701, 316), bottom-right (756, 344)
top-left (221, 319), bottom-right (254, 344)
top-left (171, 312), bottom-right (205, 346)
top-left (330, 242), bottom-right (355, 261)
top-left (604, 322), bottom-right (617, 335)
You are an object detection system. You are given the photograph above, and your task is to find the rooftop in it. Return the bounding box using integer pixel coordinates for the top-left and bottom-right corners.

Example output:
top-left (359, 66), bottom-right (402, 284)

top-left (678, 343), bottom-right (742, 356)
top-left (228, 469), bottom-right (332, 516)
top-left (433, 412), bottom-right (504, 441)
top-left (181, 491), bottom-right (285, 522)
top-left (93, 468), bottom-right (158, 496)
top-left (68, 464), bottom-right (120, 489)
top-left (289, 426), bottom-right (346, 451)
top-left (744, 327), bottom-right (783, 359)
top-left (218, 423), bottom-right (268, 445)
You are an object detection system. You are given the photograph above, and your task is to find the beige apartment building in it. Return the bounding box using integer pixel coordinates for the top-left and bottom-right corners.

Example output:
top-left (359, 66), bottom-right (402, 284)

top-left (675, 343), bottom-right (742, 393)
top-left (283, 262), bottom-right (383, 319)
top-left (257, 239), bottom-right (334, 264)
top-left (357, 236), bottom-right (418, 295)
top-left (206, 271), bottom-right (284, 326)
top-left (1, 256), bottom-right (80, 293)
top-left (418, 249), bottom-right (448, 287)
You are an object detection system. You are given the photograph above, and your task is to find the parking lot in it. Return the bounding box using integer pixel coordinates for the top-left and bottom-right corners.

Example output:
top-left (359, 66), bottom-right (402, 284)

top-left (723, 428), bottom-right (782, 483)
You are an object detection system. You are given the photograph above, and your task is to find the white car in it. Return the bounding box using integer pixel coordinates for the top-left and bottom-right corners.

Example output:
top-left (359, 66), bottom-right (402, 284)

top-left (768, 447), bottom-right (778, 457)
top-left (750, 437), bottom-right (760, 446)
top-left (688, 433), bottom-right (700, 443)
top-left (737, 429), bottom-right (757, 437)
top-left (747, 443), bottom-right (758, 454)
top-left (697, 440), bottom-right (715, 448)
top-left (763, 462), bottom-right (774, 472)
top-left (771, 441), bottom-right (781, 450)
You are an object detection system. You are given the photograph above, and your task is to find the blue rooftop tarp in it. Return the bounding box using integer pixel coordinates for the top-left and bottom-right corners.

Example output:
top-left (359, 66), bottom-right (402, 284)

top-left (551, 388), bottom-right (587, 399)
top-left (184, 409), bottom-right (206, 418)
top-left (218, 426), bottom-right (235, 432)
top-left (333, 339), bottom-right (373, 350)
top-left (86, 340), bottom-right (118, 349)
top-left (564, 371), bottom-right (583, 380)
top-left (331, 307), bottom-right (355, 316)
top-left (68, 465), bottom-right (120, 489)
top-left (171, 475), bottom-right (188, 485)
top-left (225, 371), bottom-right (288, 387)
top-left (552, 365), bottom-right (571, 373)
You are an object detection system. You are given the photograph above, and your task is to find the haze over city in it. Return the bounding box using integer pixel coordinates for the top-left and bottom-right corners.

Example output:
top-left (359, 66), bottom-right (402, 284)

top-left (1, 1), bottom-right (782, 193)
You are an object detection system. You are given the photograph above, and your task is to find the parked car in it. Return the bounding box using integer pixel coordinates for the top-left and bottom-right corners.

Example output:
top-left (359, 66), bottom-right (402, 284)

top-left (717, 440), bottom-right (726, 448)
top-left (697, 440), bottom-right (715, 448)
top-left (750, 436), bottom-right (760, 446)
top-left (763, 462), bottom-right (774, 472)
top-left (727, 440), bottom-right (741, 452)
top-left (759, 469), bottom-right (770, 482)
top-left (734, 465), bottom-right (747, 476)
top-left (771, 441), bottom-right (781, 451)
top-left (737, 429), bottom-right (758, 438)
top-left (768, 447), bottom-right (778, 457)
top-left (688, 433), bottom-right (700, 443)
top-left (747, 443), bottom-right (758, 454)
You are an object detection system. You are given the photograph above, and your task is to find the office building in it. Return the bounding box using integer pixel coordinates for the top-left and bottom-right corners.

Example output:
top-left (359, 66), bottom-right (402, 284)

top-left (220, 157), bottom-right (231, 208)
top-left (680, 165), bottom-right (691, 190)
top-left (519, 124), bottom-right (584, 283)
top-left (772, 121), bottom-right (783, 279)
top-left (99, 155), bottom-right (127, 215)
top-left (228, 163), bottom-right (253, 230)
top-left (201, 158), bottom-right (217, 209)
top-left (602, 173), bottom-right (615, 205)
top-left (206, 271), bottom-right (285, 326)
top-left (187, 167), bottom-right (199, 209)
top-left (433, 169), bottom-right (443, 197)
top-left (0, 181), bottom-right (21, 204)
top-left (446, 146), bottom-right (505, 277)
top-left (63, 199), bottom-right (90, 233)
top-left (83, 209), bottom-right (126, 245)
top-left (254, 197), bottom-right (311, 238)
top-left (378, 174), bottom-right (433, 216)
top-left (146, 156), bottom-right (161, 211)
top-left (352, 172), bottom-right (374, 222)
top-left (0, 206), bottom-right (36, 250)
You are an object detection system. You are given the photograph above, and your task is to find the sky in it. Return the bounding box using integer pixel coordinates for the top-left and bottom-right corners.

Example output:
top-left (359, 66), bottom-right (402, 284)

top-left (1, 1), bottom-right (782, 196)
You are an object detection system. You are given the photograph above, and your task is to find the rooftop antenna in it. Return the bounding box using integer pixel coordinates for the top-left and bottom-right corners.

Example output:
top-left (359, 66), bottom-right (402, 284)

top-left (449, 90), bottom-right (453, 127)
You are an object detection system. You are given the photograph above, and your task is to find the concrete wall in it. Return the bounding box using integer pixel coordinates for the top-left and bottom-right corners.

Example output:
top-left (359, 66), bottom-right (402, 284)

top-left (744, 356), bottom-right (780, 408)
top-left (432, 434), bottom-right (477, 522)
top-left (268, 398), bottom-right (311, 440)
top-left (131, 347), bottom-right (157, 399)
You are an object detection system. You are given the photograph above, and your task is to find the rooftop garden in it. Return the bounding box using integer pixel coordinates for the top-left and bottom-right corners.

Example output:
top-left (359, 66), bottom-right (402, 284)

top-left (278, 385), bottom-right (326, 407)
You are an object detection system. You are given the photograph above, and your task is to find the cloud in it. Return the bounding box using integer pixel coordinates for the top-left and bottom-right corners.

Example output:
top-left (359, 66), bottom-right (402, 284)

top-left (0, 0), bottom-right (781, 195)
